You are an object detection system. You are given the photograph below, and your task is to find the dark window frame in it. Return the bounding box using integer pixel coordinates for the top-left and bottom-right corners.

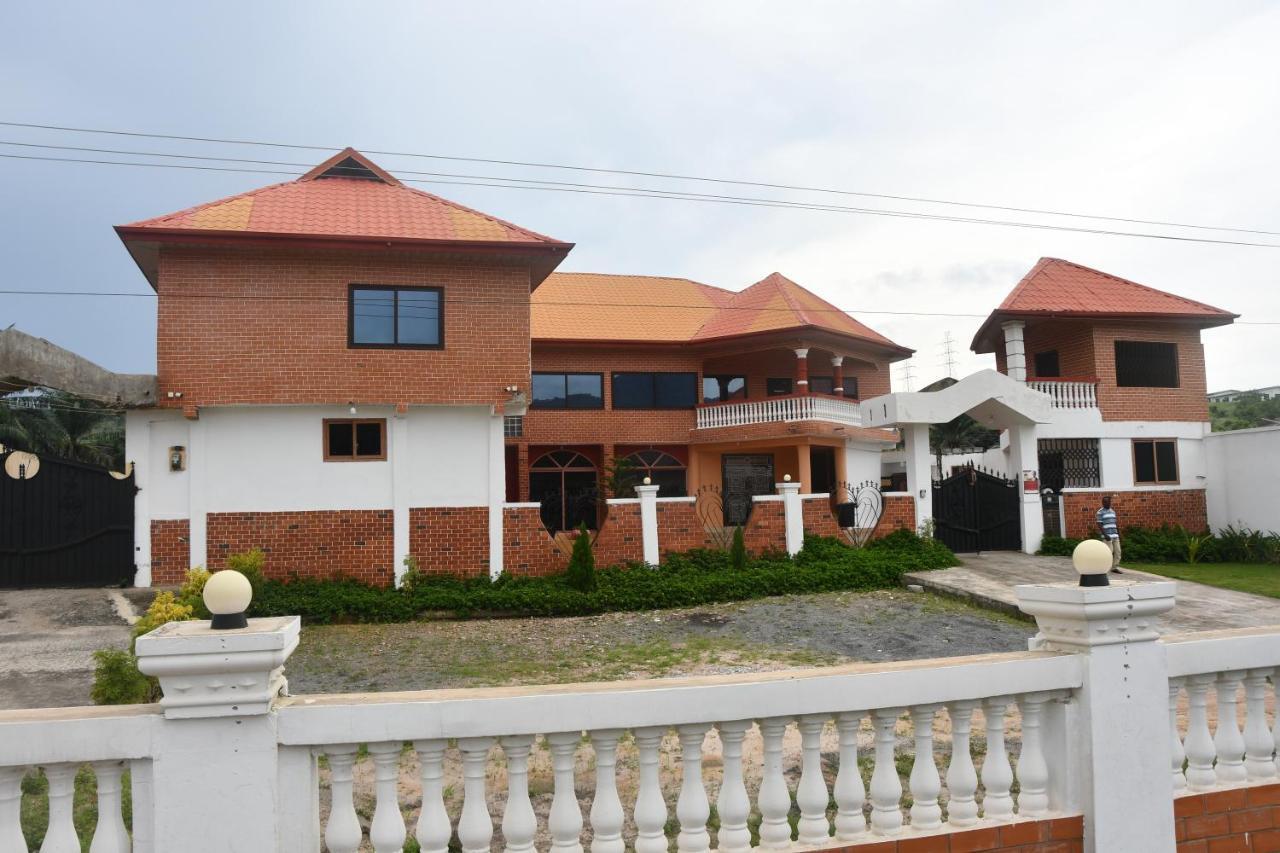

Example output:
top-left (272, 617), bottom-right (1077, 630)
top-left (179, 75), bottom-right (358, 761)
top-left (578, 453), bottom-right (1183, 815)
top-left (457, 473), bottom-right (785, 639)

top-left (323, 418), bottom-right (388, 462)
top-left (1114, 340), bottom-right (1179, 388)
top-left (766, 377), bottom-right (793, 397)
top-left (530, 372), bottom-right (605, 410)
top-left (348, 284), bottom-right (444, 350)
top-left (1034, 350), bottom-right (1061, 378)
top-left (1132, 438), bottom-right (1179, 485)
top-left (702, 374), bottom-right (748, 403)
top-left (808, 376), bottom-right (861, 399)
top-left (611, 372), bottom-right (699, 410)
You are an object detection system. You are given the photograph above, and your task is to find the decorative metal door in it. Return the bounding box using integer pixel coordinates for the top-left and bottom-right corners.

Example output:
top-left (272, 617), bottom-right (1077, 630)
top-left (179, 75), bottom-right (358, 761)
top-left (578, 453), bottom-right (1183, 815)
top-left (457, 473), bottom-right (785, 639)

top-left (930, 465), bottom-right (1021, 552)
top-left (0, 450), bottom-right (136, 587)
top-left (721, 454), bottom-right (774, 526)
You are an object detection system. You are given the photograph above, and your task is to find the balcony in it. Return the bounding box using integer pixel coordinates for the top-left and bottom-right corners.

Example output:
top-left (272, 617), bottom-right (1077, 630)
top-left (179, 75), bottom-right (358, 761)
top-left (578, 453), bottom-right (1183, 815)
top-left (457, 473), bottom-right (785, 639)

top-left (1027, 378), bottom-right (1098, 409)
top-left (695, 393), bottom-right (863, 430)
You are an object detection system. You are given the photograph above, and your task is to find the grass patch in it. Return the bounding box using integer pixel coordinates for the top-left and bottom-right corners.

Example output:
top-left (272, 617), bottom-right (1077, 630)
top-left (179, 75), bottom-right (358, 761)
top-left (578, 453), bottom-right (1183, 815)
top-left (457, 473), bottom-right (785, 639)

top-left (1130, 562), bottom-right (1280, 599)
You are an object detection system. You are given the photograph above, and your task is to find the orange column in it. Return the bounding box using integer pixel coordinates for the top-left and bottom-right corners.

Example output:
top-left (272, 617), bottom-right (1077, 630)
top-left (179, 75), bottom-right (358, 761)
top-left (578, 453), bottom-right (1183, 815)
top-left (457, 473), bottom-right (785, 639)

top-left (797, 443), bottom-right (812, 493)
top-left (794, 347), bottom-right (809, 394)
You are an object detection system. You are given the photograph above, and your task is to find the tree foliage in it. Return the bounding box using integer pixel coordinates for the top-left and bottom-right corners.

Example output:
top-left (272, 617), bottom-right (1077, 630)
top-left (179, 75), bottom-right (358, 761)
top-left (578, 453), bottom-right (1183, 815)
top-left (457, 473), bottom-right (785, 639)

top-left (0, 390), bottom-right (125, 468)
top-left (1210, 393), bottom-right (1280, 432)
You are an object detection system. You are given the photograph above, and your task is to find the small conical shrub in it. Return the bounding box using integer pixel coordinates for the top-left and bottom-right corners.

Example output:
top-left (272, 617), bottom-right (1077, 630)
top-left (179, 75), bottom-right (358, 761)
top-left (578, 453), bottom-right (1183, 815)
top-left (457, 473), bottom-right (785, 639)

top-left (730, 525), bottom-right (747, 571)
top-left (565, 523), bottom-right (597, 592)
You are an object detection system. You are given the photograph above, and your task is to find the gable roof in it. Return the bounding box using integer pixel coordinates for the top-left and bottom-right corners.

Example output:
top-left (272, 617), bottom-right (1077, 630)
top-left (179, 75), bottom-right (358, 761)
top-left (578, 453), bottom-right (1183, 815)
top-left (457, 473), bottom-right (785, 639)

top-left (115, 148), bottom-right (572, 287)
top-left (531, 271), bottom-right (912, 356)
top-left (972, 258), bottom-right (1237, 352)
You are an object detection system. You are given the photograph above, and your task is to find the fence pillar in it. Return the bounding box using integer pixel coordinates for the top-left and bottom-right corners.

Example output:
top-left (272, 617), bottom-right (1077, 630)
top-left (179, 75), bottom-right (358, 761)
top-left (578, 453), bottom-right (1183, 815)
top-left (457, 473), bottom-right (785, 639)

top-left (1016, 580), bottom-right (1177, 853)
top-left (777, 481), bottom-right (803, 556)
top-left (135, 615), bottom-right (303, 851)
top-left (635, 484), bottom-right (660, 565)
top-left (902, 423), bottom-right (932, 531)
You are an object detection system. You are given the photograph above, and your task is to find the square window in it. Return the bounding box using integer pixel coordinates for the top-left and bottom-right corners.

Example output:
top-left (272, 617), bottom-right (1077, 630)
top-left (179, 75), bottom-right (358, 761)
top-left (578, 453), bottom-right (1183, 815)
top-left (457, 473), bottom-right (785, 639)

top-left (531, 373), bottom-right (567, 409)
top-left (1034, 350), bottom-right (1061, 378)
top-left (566, 374), bottom-right (603, 409)
top-left (766, 378), bottom-right (792, 396)
top-left (355, 421), bottom-right (383, 457)
top-left (351, 289), bottom-right (394, 345)
top-left (1133, 439), bottom-right (1178, 484)
top-left (1115, 341), bottom-right (1178, 387)
top-left (350, 286), bottom-right (443, 348)
top-left (396, 289), bottom-right (440, 346)
top-left (654, 373), bottom-right (697, 408)
top-left (324, 419), bottom-right (386, 461)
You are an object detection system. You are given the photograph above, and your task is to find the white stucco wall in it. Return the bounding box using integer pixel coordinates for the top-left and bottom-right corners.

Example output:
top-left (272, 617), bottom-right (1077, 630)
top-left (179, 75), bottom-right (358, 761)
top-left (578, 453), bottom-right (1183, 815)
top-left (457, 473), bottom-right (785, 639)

top-left (843, 440), bottom-right (883, 486)
top-left (1205, 425), bottom-right (1280, 532)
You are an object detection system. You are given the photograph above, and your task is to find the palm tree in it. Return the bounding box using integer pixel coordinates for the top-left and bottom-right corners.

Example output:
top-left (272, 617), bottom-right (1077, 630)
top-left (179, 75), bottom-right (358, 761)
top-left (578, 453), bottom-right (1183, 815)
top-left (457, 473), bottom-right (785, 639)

top-left (0, 391), bottom-right (125, 468)
top-left (920, 376), bottom-right (1001, 478)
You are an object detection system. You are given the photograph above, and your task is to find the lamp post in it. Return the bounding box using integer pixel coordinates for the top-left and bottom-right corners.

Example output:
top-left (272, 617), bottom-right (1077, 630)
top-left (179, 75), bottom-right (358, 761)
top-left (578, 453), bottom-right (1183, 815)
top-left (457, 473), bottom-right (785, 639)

top-left (203, 569), bottom-right (252, 629)
top-left (1072, 538), bottom-right (1112, 587)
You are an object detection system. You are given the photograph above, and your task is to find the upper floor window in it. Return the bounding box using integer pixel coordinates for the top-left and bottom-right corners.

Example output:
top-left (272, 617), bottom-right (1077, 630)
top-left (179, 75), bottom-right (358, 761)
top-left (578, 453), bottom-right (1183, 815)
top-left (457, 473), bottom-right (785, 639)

top-left (1133, 439), bottom-right (1178, 484)
top-left (349, 285), bottom-right (442, 348)
top-left (1115, 341), bottom-right (1178, 388)
top-left (1034, 350), bottom-right (1061, 378)
top-left (612, 372), bottom-right (698, 409)
top-left (324, 418), bottom-right (386, 461)
top-left (703, 375), bottom-right (747, 403)
top-left (809, 376), bottom-right (860, 399)
top-left (531, 373), bottom-right (604, 410)
top-left (766, 378), bottom-right (793, 396)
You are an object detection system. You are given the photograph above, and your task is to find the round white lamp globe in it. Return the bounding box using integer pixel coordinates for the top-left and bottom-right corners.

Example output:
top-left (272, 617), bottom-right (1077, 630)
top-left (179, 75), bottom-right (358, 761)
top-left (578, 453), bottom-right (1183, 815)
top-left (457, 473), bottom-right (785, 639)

top-left (783, 474), bottom-right (792, 482)
top-left (643, 476), bottom-right (652, 486)
top-left (1072, 539), bottom-right (1113, 587)
top-left (203, 569), bottom-right (253, 629)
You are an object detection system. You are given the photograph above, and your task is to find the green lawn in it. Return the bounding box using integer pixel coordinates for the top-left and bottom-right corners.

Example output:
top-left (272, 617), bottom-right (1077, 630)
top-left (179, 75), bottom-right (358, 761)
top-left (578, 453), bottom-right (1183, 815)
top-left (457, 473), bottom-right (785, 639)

top-left (1131, 562), bottom-right (1280, 599)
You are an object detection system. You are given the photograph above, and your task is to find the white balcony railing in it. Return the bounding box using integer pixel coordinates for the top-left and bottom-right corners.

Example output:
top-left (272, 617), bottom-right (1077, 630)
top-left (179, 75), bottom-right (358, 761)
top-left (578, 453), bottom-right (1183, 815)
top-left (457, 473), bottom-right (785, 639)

top-left (695, 394), bottom-right (863, 430)
top-left (1027, 379), bottom-right (1098, 409)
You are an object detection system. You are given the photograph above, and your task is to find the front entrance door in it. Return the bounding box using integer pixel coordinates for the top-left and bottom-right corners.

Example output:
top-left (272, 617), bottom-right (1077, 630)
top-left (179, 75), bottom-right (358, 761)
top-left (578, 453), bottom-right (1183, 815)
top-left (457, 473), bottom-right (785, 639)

top-left (811, 446), bottom-right (837, 496)
top-left (930, 465), bottom-right (1021, 552)
top-left (722, 454), bottom-right (774, 525)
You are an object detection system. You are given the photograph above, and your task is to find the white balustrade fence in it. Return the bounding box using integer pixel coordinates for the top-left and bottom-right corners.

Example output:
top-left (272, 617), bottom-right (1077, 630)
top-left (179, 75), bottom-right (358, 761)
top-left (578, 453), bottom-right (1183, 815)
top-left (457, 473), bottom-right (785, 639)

top-left (695, 395), bottom-right (863, 430)
top-left (1026, 379), bottom-right (1098, 409)
top-left (4, 585), bottom-right (1280, 852)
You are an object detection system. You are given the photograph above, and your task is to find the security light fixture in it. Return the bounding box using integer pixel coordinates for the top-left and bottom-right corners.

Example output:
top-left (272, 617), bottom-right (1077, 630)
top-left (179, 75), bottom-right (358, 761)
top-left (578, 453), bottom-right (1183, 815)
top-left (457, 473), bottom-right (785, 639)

top-left (1072, 539), bottom-right (1112, 587)
top-left (169, 446), bottom-right (186, 472)
top-left (203, 569), bottom-right (253, 629)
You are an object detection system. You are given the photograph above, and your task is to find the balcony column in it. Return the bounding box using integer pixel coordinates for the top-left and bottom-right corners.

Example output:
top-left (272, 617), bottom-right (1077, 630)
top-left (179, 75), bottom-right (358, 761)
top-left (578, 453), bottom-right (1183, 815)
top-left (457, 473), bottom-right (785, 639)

top-left (794, 348), bottom-right (810, 394)
top-left (1001, 321), bottom-right (1027, 382)
top-left (831, 356), bottom-right (844, 396)
top-left (797, 444), bottom-right (812, 494)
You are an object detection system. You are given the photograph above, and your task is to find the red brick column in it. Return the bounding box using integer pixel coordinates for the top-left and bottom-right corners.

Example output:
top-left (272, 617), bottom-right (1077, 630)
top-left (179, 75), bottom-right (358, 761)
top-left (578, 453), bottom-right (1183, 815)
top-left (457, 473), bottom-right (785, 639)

top-left (831, 355), bottom-right (844, 396)
top-left (794, 347), bottom-right (810, 394)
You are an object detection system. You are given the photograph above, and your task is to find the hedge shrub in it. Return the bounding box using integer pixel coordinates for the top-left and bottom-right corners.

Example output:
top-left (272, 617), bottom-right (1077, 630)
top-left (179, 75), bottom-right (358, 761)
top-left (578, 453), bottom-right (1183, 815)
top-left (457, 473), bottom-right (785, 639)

top-left (251, 532), bottom-right (959, 625)
top-left (1037, 524), bottom-right (1280, 565)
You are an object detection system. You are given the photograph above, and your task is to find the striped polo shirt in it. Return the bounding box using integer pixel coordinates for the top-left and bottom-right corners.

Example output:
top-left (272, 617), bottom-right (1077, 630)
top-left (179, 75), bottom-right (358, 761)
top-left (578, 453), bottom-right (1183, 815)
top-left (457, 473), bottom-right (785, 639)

top-left (1096, 507), bottom-right (1119, 539)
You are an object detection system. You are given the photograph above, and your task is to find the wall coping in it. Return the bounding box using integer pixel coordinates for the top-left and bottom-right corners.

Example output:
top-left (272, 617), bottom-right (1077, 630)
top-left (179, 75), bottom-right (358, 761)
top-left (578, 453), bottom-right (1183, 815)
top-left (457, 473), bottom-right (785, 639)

top-left (752, 494), bottom-right (784, 503)
top-left (882, 491), bottom-right (912, 497)
top-left (606, 498), bottom-right (640, 506)
top-left (504, 502), bottom-right (542, 510)
top-left (1061, 486), bottom-right (1206, 494)
top-left (655, 496), bottom-right (696, 504)
top-left (799, 493), bottom-right (831, 501)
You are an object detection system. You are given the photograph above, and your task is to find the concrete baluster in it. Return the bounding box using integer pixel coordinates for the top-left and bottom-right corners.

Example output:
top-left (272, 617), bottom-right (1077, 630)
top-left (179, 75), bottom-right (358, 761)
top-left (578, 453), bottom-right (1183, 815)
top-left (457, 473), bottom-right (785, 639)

top-left (756, 716), bottom-right (793, 849)
top-left (796, 714), bottom-right (832, 844)
top-left (547, 732), bottom-right (584, 853)
top-left (89, 760), bottom-right (130, 853)
top-left (367, 742), bottom-right (407, 853)
top-left (715, 721), bottom-right (753, 853)
top-left (1184, 674), bottom-right (1218, 790)
top-left (945, 701), bottom-right (980, 826)
top-left (458, 738), bottom-right (496, 853)
top-left (323, 746), bottom-right (362, 853)
top-left (675, 724), bottom-right (711, 853)
top-left (41, 764), bottom-right (80, 853)
top-left (589, 729), bottom-right (625, 853)
top-left (869, 708), bottom-right (905, 836)
top-left (1169, 679), bottom-right (1187, 791)
top-left (414, 740), bottom-right (451, 853)
top-left (632, 727), bottom-right (668, 853)
top-left (500, 736), bottom-right (537, 853)
top-left (0, 766), bottom-right (29, 853)
top-left (834, 712), bottom-right (868, 840)
top-left (1244, 669), bottom-right (1277, 780)
top-left (908, 705), bottom-right (943, 830)
top-left (980, 697), bottom-right (1015, 820)
top-left (1016, 694), bottom-right (1051, 817)
top-left (1214, 671), bottom-right (1247, 784)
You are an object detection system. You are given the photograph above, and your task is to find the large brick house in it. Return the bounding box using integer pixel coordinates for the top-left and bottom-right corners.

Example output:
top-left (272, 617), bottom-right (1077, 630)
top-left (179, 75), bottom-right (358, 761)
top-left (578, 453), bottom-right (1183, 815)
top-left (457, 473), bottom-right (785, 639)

top-left (119, 148), bottom-right (1234, 583)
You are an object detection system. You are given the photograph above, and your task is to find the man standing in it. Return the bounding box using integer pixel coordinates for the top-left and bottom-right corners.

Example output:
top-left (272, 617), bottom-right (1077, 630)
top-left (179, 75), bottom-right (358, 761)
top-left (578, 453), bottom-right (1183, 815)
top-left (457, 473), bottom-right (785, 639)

top-left (1096, 495), bottom-right (1122, 573)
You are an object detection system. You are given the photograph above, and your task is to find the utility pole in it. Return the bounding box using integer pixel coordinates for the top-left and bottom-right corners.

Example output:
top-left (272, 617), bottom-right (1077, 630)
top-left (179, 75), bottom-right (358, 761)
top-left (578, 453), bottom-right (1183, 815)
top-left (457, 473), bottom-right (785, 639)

top-left (896, 360), bottom-right (916, 392)
top-left (939, 331), bottom-right (958, 379)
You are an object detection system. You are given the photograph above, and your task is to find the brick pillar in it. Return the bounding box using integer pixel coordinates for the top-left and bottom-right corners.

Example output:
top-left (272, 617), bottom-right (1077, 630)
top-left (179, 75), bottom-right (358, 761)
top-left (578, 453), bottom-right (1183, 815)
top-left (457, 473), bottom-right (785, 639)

top-left (831, 355), bottom-right (844, 396)
top-left (794, 348), bottom-right (810, 394)
top-left (517, 443), bottom-right (530, 503)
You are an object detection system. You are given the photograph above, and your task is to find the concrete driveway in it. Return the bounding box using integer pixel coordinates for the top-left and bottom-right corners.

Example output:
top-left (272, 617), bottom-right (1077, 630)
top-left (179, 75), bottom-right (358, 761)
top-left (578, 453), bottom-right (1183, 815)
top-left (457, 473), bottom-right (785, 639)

top-left (0, 587), bottom-right (146, 710)
top-left (905, 551), bottom-right (1280, 633)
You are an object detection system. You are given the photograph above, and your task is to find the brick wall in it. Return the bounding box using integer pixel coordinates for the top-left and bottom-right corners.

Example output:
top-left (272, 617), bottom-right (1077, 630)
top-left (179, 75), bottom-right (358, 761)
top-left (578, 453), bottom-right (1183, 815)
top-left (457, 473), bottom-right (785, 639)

top-left (1174, 784), bottom-right (1280, 852)
top-left (150, 519), bottom-right (190, 585)
top-left (654, 500), bottom-right (720, 553)
top-left (501, 505), bottom-right (569, 577)
top-left (409, 507), bottom-right (488, 577)
top-left (743, 500), bottom-right (787, 554)
top-left (1023, 319), bottom-right (1097, 380)
top-left (1062, 489), bottom-right (1208, 537)
top-left (206, 509), bottom-right (394, 585)
top-left (875, 494), bottom-right (917, 538)
top-left (811, 814), bottom-right (1082, 851)
top-left (156, 246), bottom-right (530, 409)
top-left (802, 497), bottom-right (841, 537)
top-left (593, 502), bottom-right (645, 566)
top-left (1091, 323), bottom-right (1210, 422)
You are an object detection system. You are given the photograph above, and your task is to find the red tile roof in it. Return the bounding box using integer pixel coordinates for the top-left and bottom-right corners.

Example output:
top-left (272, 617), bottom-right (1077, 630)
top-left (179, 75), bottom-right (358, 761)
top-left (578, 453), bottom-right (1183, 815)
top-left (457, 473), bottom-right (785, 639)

top-left (532, 271), bottom-right (912, 356)
top-left (972, 258), bottom-right (1237, 352)
top-left (117, 148), bottom-right (569, 247)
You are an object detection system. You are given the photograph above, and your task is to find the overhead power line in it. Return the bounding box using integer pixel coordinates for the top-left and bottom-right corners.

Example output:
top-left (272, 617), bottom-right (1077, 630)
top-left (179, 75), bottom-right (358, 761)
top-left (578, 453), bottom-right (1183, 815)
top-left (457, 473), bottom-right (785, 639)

top-left (3, 151), bottom-right (1279, 250)
top-left (2, 119), bottom-right (1276, 237)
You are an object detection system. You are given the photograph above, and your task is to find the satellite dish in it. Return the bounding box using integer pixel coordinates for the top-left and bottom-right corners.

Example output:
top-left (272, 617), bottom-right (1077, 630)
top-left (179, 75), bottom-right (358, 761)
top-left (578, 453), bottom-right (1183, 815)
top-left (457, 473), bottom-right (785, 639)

top-left (4, 451), bottom-right (40, 480)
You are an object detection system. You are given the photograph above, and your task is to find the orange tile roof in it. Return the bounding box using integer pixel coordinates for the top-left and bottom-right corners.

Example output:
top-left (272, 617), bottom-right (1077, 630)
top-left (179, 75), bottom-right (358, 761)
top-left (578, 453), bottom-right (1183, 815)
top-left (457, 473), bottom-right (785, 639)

top-left (532, 271), bottom-right (911, 355)
top-left (972, 258), bottom-right (1237, 352)
top-left (117, 148), bottom-right (568, 247)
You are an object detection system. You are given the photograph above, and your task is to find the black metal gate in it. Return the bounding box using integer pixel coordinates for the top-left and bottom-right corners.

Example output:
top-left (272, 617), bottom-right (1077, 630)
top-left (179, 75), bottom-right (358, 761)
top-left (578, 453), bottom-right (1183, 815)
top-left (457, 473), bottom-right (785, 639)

top-left (931, 465), bottom-right (1021, 552)
top-left (0, 450), bottom-right (136, 587)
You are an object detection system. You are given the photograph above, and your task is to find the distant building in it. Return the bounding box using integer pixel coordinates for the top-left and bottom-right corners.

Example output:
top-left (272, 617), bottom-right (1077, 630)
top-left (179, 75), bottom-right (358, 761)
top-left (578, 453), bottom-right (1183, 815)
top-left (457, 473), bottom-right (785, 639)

top-left (1209, 387), bottom-right (1280, 403)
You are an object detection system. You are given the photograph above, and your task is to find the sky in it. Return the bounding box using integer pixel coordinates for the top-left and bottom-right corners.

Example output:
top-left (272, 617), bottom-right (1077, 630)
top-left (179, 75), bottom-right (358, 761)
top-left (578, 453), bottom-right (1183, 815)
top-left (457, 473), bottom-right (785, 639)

top-left (2, 1), bottom-right (1278, 392)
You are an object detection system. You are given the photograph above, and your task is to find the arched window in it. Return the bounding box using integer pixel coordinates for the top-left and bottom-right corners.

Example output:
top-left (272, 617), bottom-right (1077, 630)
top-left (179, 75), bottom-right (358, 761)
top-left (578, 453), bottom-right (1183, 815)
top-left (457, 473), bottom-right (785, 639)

top-left (623, 449), bottom-right (687, 498)
top-left (529, 450), bottom-right (599, 533)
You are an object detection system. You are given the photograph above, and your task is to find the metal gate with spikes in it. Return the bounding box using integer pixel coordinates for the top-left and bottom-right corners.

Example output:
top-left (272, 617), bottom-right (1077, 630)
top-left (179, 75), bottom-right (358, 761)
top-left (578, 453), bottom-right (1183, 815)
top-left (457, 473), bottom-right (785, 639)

top-left (930, 464), bottom-right (1021, 552)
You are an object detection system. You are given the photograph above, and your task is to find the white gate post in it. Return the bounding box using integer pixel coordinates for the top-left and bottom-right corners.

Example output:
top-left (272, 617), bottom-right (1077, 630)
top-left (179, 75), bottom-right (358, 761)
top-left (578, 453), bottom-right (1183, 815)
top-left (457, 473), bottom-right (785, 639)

top-left (777, 481), bottom-right (803, 556)
top-left (136, 615), bottom-right (303, 851)
top-left (1016, 580), bottom-right (1177, 853)
top-left (635, 483), bottom-right (660, 565)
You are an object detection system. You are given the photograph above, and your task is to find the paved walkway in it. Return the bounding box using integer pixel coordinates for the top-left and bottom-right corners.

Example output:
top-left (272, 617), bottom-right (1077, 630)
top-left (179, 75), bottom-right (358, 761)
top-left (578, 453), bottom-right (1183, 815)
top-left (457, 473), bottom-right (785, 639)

top-left (905, 552), bottom-right (1280, 633)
